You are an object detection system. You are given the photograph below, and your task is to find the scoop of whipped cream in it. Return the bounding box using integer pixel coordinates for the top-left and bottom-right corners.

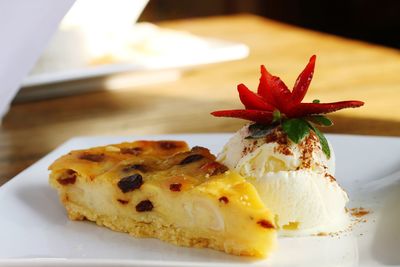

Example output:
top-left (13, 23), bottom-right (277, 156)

top-left (218, 124), bottom-right (349, 236)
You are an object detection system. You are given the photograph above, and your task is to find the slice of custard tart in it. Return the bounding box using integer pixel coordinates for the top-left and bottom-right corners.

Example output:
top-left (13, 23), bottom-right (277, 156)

top-left (49, 140), bottom-right (276, 257)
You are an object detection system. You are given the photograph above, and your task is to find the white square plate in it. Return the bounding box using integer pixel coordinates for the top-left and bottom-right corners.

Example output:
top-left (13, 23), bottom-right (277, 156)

top-left (1, 133), bottom-right (399, 267)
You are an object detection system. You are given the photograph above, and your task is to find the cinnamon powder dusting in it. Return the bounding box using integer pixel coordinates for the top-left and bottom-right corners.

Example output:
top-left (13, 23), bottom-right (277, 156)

top-left (324, 173), bottom-right (336, 182)
top-left (298, 131), bottom-right (318, 169)
top-left (350, 207), bottom-right (370, 217)
top-left (344, 207), bottom-right (372, 234)
top-left (242, 127), bottom-right (294, 157)
top-left (266, 128), bottom-right (294, 156)
top-left (241, 140), bottom-right (258, 157)
top-left (274, 145), bottom-right (292, 156)
top-left (264, 127), bottom-right (288, 145)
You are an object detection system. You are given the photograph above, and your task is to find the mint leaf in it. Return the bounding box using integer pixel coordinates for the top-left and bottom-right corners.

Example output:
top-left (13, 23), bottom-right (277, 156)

top-left (246, 123), bottom-right (276, 139)
top-left (312, 99), bottom-right (320, 103)
top-left (282, 118), bottom-right (310, 143)
top-left (307, 115), bottom-right (333, 126)
top-left (308, 123), bottom-right (331, 159)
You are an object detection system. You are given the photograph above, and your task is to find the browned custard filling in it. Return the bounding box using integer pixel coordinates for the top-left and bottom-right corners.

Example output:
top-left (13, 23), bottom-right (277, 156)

top-left (49, 140), bottom-right (276, 257)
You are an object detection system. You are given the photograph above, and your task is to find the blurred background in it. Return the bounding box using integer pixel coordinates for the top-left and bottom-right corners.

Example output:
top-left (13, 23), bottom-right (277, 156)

top-left (140, 0), bottom-right (400, 49)
top-left (0, 0), bottom-right (399, 185)
top-left (13, 0), bottom-right (400, 102)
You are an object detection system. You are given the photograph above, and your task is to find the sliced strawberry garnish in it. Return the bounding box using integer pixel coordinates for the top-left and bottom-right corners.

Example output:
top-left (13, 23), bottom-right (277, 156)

top-left (257, 65), bottom-right (273, 102)
top-left (291, 101), bottom-right (364, 117)
top-left (291, 55), bottom-right (316, 104)
top-left (211, 109), bottom-right (273, 124)
top-left (258, 65), bottom-right (292, 113)
top-left (212, 55), bottom-right (363, 122)
top-left (237, 83), bottom-right (274, 111)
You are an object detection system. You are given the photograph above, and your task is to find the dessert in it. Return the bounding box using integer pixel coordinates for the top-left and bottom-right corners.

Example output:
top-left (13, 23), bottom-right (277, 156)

top-left (212, 55), bottom-right (363, 235)
top-left (49, 140), bottom-right (276, 257)
top-left (217, 125), bottom-right (348, 235)
top-left (49, 55), bottom-right (363, 258)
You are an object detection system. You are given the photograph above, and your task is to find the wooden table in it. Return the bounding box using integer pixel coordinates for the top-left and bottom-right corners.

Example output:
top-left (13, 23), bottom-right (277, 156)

top-left (1, 14), bottom-right (399, 186)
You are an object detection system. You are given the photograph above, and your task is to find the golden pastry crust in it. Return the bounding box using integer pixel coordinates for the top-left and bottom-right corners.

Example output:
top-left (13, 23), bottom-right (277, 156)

top-left (64, 201), bottom-right (265, 257)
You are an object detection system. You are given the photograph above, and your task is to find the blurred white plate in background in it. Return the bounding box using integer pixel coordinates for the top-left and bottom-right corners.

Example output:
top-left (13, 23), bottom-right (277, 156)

top-left (22, 29), bottom-right (249, 87)
top-left (19, 0), bottom-right (250, 100)
top-left (18, 23), bottom-right (249, 101)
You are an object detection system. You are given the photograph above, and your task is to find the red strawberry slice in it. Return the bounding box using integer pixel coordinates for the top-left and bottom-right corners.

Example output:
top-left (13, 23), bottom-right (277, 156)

top-left (291, 101), bottom-right (364, 117)
top-left (292, 55), bottom-right (316, 103)
top-left (237, 83), bottom-right (274, 111)
top-left (258, 65), bottom-right (292, 113)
